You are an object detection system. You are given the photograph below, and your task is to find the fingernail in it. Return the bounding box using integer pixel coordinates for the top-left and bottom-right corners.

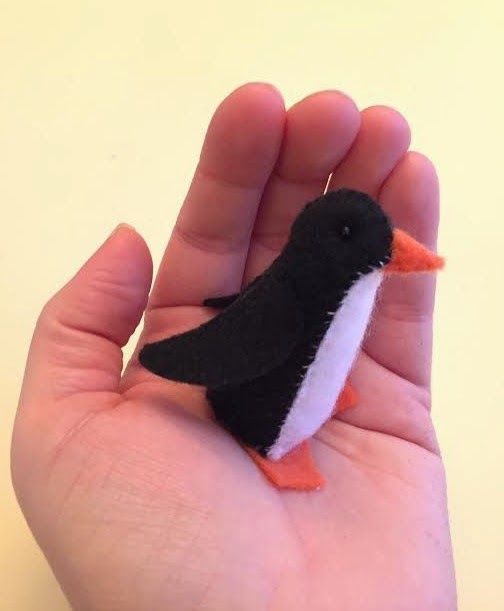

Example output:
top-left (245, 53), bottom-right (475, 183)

top-left (110, 222), bottom-right (136, 237)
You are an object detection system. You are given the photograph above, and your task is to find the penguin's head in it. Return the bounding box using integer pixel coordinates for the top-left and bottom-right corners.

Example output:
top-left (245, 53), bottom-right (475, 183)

top-left (288, 189), bottom-right (443, 281)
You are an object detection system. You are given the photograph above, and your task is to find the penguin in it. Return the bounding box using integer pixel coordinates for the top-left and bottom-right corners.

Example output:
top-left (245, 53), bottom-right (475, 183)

top-left (139, 189), bottom-right (443, 490)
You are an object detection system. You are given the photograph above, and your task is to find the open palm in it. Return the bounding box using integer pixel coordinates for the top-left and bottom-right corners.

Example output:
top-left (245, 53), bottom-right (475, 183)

top-left (12, 84), bottom-right (456, 610)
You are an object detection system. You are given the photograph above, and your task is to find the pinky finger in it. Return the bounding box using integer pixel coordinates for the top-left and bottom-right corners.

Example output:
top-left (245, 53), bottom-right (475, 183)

top-left (364, 152), bottom-right (440, 388)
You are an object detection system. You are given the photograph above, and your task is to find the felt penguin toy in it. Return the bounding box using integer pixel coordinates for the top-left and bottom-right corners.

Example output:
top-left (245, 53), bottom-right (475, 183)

top-left (140, 189), bottom-right (443, 491)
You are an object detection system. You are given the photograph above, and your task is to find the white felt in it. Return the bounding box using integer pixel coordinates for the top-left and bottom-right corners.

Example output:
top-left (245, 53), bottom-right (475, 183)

top-left (268, 270), bottom-right (383, 460)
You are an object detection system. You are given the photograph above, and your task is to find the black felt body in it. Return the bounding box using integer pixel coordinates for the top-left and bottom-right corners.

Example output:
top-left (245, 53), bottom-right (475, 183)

top-left (206, 278), bottom-right (347, 453)
top-left (139, 189), bottom-right (394, 455)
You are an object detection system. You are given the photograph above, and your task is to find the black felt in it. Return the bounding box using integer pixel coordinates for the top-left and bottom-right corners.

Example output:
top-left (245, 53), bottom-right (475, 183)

top-left (140, 189), bottom-right (394, 455)
top-left (203, 294), bottom-right (239, 309)
top-left (139, 271), bottom-right (303, 388)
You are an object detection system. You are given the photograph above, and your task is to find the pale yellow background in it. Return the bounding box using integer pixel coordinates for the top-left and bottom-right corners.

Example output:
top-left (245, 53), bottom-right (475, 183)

top-left (1, 1), bottom-right (502, 609)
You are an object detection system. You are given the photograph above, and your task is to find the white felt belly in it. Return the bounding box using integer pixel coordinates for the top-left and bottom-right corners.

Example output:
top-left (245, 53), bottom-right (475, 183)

top-left (268, 271), bottom-right (382, 460)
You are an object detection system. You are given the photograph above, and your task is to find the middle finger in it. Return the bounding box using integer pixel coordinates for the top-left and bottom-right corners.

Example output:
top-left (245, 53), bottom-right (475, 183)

top-left (243, 91), bottom-right (361, 283)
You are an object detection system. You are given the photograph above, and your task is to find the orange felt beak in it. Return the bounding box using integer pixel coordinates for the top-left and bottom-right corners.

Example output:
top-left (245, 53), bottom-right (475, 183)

top-left (385, 228), bottom-right (444, 274)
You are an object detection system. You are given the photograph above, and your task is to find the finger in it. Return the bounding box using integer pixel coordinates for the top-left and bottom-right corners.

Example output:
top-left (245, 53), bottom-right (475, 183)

top-left (363, 152), bottom-right (440, 387)
top-left (327, 105), bottom-right (411, 197)
top-left (244, 91), bottom-right (360, 282)
top-left (20, 225), bottom-right (152, 404)
top-left (148, 83), bottom-right (285, 312)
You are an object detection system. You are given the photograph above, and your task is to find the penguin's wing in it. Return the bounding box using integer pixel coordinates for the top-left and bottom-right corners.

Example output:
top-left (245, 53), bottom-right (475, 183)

top-left (203, 274), bottom-right (261, 309)
top-left (139, 274), bottom-right (303, 387)
top-left (203, 293), bottom-right (239, 309)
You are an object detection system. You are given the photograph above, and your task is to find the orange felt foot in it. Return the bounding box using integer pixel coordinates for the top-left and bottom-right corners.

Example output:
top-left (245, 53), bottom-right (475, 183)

top-left (246, 441), bottom-right (324, 491)
top-left (332, 383), bottom-right (358, 417)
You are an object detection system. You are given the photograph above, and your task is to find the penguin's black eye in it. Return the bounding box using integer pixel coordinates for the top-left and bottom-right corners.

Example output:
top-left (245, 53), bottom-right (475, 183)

top-left (340, 225), bottom-right (352, 240)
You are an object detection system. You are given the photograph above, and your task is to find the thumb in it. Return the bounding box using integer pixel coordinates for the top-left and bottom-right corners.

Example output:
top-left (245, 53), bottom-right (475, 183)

top-left (20, 224), bottom-right (152, 405)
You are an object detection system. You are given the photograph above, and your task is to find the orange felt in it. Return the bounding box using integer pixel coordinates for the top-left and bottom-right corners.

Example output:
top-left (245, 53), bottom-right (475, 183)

top-left (246, 441), bottom-right (324, 491)
top-left (333, 382), bottom-right (358, 416)
top-left (386, 228), bottom-right (444, 273)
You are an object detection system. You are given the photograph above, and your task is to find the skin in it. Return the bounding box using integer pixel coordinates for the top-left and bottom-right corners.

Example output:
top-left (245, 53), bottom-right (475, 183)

top-left (11, 83), bottom-right (456, 610)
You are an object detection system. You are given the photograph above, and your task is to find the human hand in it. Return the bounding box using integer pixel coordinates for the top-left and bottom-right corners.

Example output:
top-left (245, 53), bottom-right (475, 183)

top-left (12, 83), bottom-right (456, 610)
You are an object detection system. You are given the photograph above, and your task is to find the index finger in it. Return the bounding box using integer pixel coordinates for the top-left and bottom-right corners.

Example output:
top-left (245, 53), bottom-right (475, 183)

top-left (148, 83), bottom-right (285, 310)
